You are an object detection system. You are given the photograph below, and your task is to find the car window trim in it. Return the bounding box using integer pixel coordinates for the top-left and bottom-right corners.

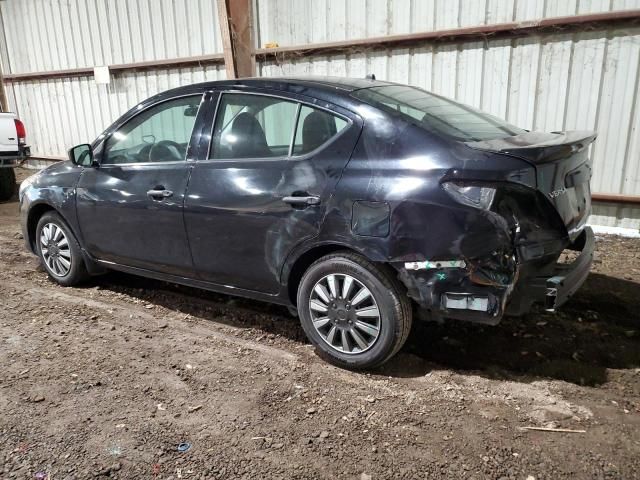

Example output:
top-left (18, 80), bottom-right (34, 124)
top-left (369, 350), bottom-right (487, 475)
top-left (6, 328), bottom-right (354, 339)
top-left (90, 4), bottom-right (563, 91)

top-left (100, 92), bottom-right (206, 167)
top-left (205, 89), bottom-right (353, 163)
top-left (288, 103), bottom-right (302, 157)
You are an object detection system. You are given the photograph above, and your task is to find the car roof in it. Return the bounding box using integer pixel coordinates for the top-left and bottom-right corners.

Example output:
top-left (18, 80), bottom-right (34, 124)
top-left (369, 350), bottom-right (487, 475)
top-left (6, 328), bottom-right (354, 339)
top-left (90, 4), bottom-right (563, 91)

top-left (200, 76), bottom-right (394, 90)
top-left (163, 76), bottom-right (397, 104)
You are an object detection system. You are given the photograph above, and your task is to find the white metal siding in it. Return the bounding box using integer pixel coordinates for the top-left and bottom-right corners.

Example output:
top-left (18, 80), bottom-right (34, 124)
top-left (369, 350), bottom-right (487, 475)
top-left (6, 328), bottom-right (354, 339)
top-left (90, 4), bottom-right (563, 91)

top-left (255, 0), bottom-right (640, 47)
top-left (260, 25), bottom-right (640, 229)
top-left (0, 0), bottom-right (223, 74)
top-left (9, 66), bottom-right (226, 157)
top-left (0, 0), bottom-right (226, 156)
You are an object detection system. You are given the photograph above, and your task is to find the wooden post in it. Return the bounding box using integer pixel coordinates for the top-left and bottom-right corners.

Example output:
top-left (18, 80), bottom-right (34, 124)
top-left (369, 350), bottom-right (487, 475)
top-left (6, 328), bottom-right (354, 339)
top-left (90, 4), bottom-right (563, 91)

top-left (217, 0), bottom-right (256, 79)
top-left (0, 61), bottom-right (8, 112)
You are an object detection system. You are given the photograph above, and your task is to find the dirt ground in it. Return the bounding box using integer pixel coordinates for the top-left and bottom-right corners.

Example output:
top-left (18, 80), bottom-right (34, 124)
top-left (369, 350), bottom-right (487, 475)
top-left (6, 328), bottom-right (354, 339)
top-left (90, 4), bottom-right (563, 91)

top-left (1, 168), bottom-right (639, 479)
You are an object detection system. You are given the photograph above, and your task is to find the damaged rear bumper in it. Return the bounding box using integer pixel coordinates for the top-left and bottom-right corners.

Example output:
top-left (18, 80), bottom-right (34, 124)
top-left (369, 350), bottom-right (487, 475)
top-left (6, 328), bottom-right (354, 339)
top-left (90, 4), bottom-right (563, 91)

top-left (507, 226), bottom-right (594, 315)
top-left (397, 227), bottom-right (595, 325)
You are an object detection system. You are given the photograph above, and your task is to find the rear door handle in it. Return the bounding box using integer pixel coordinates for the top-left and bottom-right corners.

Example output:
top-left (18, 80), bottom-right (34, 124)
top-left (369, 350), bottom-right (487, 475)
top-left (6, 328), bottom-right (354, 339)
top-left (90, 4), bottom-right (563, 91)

top-left (282, 195), bottom-right (321, 206)
top-left (147, 189), bottom-right (173, 199)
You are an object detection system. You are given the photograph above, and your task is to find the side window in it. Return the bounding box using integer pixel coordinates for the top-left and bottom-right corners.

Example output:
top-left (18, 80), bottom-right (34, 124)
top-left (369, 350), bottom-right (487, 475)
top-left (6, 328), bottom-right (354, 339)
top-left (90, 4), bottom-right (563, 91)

top-left (210, 93), bottom-right (298, 159)
top-left (292, 106), bottom-right (348, 155)
top-left (104, 95), bottom-right (202, 164)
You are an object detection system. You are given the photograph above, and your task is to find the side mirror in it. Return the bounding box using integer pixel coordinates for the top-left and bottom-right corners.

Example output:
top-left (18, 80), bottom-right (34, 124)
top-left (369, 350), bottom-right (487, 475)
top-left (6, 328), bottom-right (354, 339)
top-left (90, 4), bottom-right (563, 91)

top-left (69, 143), bottom-right (95, 167)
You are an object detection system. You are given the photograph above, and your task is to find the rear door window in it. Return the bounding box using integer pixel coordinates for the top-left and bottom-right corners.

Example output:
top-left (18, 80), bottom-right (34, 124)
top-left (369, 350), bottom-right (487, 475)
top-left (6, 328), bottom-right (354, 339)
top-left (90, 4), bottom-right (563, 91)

top-left (210, 93), bottom-right (298, 159)
top-left (209, 93), bottom-right (350, 160)
top-left (352, 85), bottom-right (525, 142)
top-left (292, 106), bottom-right (348, 155)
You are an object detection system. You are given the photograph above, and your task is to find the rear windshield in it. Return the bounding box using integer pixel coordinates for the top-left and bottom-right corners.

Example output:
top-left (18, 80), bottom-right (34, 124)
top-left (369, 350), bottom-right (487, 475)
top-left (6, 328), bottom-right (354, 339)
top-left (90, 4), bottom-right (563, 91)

top-left (352, 85), bottom-right (525, 142)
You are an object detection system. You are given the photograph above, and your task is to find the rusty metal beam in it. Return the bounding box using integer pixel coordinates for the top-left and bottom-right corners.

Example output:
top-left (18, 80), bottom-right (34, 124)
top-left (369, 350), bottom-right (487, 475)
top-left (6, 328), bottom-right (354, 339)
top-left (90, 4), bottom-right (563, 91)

top-left (3, 54), bottom-right (225, 82)
top-left (217, 0), bottom-right (255, 78)
top-left (255, 9), bottom-right (640, 60)
top-left (592, 193), bottom-right (640, 205)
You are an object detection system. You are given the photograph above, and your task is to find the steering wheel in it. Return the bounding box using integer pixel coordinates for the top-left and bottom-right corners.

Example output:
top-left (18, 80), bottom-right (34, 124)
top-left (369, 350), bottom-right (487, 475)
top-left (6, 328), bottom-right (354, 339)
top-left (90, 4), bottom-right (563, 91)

top-left (138, 144), bottom-right (153, 162)
top-left (148, 140), bottom-right (184, 162)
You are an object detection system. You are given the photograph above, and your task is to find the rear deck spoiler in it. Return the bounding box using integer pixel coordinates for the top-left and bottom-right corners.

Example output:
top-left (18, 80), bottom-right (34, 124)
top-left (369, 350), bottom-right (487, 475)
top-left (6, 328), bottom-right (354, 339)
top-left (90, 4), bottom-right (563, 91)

top-left (466, 130), bottom-right (597, 164)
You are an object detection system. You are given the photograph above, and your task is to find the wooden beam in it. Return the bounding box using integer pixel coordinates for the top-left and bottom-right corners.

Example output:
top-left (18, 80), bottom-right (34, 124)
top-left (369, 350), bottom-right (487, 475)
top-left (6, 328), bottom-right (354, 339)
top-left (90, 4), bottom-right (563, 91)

top-left (217, 0), bottom-right (237, 78)
top-left (0, 60), bottom-right (8, 112)
top-left (217, 0), bottom-right (255, 79)
top-left (227, 0), bottom-right (256, 77)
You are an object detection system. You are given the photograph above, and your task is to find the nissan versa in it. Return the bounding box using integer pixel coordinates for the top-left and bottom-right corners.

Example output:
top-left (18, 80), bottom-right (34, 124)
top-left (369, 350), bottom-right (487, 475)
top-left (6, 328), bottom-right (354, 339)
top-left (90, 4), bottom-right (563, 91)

top-left (19, 77), bottom-right (595, 369)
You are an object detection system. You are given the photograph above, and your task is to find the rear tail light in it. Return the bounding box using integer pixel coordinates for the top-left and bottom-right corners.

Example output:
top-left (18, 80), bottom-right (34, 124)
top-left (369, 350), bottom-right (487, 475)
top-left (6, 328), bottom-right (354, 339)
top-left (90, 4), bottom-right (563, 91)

top-left (14, 119), bottom-right (26, 145)
top-left (442, 182), bottom-right (496, 210)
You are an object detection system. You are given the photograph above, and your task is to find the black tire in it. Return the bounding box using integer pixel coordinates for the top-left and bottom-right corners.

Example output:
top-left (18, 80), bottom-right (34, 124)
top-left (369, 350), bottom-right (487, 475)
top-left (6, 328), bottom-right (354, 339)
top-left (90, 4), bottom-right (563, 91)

top-left (297, 251), bottom-right (412, 369)
top-left (0, 168), bottom-right (16, 202)
top-left (36, 211), bottom-right (89, 286)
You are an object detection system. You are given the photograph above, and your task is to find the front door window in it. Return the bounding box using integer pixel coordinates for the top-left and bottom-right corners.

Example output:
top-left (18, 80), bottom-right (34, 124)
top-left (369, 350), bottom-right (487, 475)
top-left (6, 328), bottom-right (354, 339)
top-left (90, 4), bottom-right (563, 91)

top-left (103, 95), bottom-right (202, 165)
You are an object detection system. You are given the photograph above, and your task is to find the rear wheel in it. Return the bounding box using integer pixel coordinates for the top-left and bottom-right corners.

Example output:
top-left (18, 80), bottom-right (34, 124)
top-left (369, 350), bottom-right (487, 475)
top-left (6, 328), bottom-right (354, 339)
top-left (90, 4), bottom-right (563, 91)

top-left (0, 168), bottom-right (16, 202)
top-left (36, 211), bottom-right (89, 286)
top-left (297, 252), bottom-right (412, 369)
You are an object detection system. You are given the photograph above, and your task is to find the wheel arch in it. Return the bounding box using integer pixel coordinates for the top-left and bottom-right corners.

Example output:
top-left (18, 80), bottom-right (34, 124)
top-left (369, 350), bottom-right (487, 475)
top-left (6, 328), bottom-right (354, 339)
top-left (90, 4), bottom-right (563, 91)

top-left (283, 241), bottom-right (388, 306)
top-left (26, 202), bottom-right (58, 253)
top-left (26, 201), bottom-right (105, 275)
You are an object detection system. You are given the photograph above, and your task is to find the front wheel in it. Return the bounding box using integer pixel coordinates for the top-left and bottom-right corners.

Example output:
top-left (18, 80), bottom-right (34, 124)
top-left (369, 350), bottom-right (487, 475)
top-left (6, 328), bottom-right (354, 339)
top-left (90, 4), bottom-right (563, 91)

top-left (297, 252), bottom-right (412, 369)
top-left (36, 211), bottom-right (89, 286)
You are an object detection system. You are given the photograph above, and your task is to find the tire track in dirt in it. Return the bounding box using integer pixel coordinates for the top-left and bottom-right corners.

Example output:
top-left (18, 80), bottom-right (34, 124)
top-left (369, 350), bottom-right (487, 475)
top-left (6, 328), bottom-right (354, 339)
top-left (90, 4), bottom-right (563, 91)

top-left (0, 280), bottom-right (299, 364)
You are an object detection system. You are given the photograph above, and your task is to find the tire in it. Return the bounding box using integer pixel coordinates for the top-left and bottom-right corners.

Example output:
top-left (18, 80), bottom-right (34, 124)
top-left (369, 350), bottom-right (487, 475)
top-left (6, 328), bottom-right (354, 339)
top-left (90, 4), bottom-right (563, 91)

top-left (36, 211), bottom-right (89, 286)
top-left (0, 168), bottom-right (16, 202)
top-left (297, 251), bottom-right (412, 369)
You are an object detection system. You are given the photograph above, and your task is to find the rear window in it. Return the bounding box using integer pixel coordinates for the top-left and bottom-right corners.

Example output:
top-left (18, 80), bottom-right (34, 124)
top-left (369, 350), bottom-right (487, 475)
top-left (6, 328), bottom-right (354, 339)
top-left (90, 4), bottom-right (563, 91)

top-left (352, 85), bottom-right (525, 142)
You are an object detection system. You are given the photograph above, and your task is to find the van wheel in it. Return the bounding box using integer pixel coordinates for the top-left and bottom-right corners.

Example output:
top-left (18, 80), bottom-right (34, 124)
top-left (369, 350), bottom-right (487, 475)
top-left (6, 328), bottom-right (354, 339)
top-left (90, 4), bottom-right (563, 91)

top-left (297, 252), bottom-right (412, 369)
top-left (36, 211), bottom-right (89, 286)
top-left (0, 168), bottom-right (16, 202)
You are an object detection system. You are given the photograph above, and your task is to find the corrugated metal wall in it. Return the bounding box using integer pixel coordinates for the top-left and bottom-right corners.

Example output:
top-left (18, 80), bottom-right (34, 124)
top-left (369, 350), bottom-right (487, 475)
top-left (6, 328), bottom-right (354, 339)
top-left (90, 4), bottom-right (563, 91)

top-left (1, 0), bottom-right (639, 228)
top-left (0, 0), bottom-right (226, 157)
top-left (257, 0), bottom-right (640, 229)
top-left (255, 0), bottom-right (639, 46)
top-left (6, 67), bottom-right (226, 159)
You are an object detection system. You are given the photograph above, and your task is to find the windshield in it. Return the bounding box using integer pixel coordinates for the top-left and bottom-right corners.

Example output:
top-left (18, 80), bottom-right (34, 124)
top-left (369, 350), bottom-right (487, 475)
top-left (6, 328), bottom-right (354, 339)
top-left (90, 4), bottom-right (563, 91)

top-left (352, 85), bottom-right (525, 142)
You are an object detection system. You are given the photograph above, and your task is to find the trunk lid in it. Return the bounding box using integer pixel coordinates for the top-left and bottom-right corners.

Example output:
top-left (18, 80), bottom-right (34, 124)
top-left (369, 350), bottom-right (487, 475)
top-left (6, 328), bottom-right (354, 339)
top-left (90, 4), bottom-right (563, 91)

top-left (467, 131), bottom-right (596, 241)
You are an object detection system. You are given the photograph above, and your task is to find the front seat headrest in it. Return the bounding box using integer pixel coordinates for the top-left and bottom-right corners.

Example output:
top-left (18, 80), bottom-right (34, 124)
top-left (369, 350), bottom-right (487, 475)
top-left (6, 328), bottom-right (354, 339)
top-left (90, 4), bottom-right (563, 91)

top-left (230, 112), bottom-right (271, 158)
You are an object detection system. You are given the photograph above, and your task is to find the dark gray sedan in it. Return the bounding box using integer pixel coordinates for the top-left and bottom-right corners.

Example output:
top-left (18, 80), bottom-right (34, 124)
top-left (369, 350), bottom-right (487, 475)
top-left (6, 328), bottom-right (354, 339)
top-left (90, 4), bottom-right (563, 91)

top-left (19, 77), bottom-right (595, 368)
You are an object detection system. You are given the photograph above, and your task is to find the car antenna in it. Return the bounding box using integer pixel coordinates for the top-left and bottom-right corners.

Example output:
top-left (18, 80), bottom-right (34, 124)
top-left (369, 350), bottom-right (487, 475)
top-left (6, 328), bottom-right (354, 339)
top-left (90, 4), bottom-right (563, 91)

top-left (365, 74), bottom-right (376, 80)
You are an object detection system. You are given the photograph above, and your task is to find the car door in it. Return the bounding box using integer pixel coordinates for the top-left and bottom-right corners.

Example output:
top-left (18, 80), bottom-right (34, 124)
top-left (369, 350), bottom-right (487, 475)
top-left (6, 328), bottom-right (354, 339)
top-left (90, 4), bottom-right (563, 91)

top-left (184, 90), bottom-right (362, 294)
top-left (76, 93), bottom-right (207, 276)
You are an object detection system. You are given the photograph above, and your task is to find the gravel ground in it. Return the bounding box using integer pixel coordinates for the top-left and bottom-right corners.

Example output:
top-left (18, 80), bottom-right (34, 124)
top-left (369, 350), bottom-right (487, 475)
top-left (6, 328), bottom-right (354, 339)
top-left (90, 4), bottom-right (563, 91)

top-left (1, 168), bottom-right (639, 479)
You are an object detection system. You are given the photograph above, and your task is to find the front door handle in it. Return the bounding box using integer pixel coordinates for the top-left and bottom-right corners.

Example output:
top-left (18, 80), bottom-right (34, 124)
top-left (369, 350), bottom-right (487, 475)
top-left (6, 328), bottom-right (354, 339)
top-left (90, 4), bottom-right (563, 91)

top-left (147, 189), bottom-right (173, 199)
top-left (282, 195), bottom-right (321, 206)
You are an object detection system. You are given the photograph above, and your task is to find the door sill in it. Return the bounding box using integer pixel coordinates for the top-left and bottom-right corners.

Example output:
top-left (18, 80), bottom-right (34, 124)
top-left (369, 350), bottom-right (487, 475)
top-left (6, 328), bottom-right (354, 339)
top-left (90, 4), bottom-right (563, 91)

top-left (96, 259), bottom-right (289, 306)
